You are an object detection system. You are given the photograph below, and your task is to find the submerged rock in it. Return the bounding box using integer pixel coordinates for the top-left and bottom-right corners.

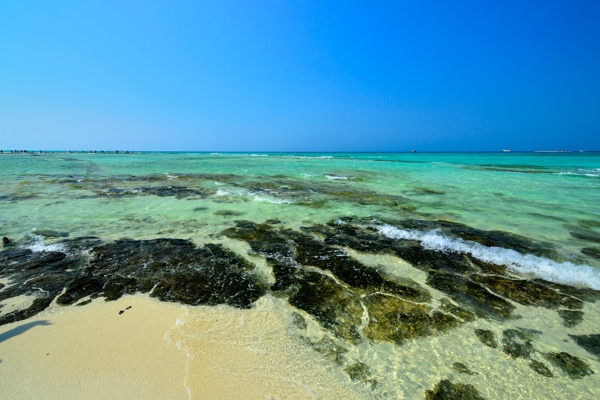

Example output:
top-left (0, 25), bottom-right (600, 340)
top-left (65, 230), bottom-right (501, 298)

top-left (363, 293), bottom-right (460, 345)
top-left (452, 362), bottom-right (477, 375)
top-left (502, 329), bottom-right (540, 359)
top-left (474, 329), bottom-right (498, 349)
top-left (278, 267), bottom-right (364, 343)
top-left (544, 352), bottom-right (594, 379)
top-left (473, 275), bottom-right (583, 310)
top-left (425, 379), bottom-right (486, 400)
top-left (344, 361), bottom-right (377, 386)
top-left (427, 273), bottom-right (515, 320)
top-left (569, 334), bottom-right (600, 358)
top-left (582, 247), bottom-right (600, 261)
top-left (529, 360), bottom-right (553, 377)
top-left (304, 336), bottom-right (348, 365)
top-left (557, 309), bottom-right (584, 328)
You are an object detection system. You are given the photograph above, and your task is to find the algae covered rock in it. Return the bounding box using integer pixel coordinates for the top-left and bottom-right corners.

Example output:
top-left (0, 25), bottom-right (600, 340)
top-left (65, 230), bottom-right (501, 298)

top-left (425, 379), bottom-right (486, 400)
top-left (529, 360), bottom-right (553, 377)
top-left (427, 273), bottom-right (515, 320)
top-left (473, 275), bottom-right (583, 310)
top-left (363, 293), bottom-right (460, 345)
top-left (452, 362), bottom-right (477, 375)
top-left (502, 329), bottom-right (540, 359)
top-left (474, 329), bottom-right (497, 348)
top-left (557, 309), bottom-right (584, 328)
top-left (569, 334), bottom-right (600, 358)
top-left (544, 352), bottom-right (594, 379)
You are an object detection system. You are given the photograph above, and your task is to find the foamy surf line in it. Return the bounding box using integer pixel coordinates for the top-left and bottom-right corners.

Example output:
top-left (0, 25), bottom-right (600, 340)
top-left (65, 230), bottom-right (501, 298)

top-left (377, 224), bottom-right (600, 290)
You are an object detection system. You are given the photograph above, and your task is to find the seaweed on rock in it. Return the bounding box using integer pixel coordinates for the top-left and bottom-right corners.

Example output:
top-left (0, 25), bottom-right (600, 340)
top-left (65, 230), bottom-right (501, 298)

top-left (0, 237), bottom-right (268, 326)
top-left (569, 334), bottom-right (600, 358)
top-left (544, 352), bottom-right (594, 379)
top-left (425, 379), bottom-right (486, 400)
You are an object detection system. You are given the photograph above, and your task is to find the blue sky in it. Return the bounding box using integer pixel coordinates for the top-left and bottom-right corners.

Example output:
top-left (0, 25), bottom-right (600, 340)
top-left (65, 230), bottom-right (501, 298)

top-left (1, 1), bottom-right (598, 151)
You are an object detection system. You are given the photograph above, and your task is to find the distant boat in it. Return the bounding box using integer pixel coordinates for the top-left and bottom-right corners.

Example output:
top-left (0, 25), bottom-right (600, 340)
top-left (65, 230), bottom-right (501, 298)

top-left (502, 149), bottom-right (512, 153)
top-left (410, 150), bottom-right (417, 153)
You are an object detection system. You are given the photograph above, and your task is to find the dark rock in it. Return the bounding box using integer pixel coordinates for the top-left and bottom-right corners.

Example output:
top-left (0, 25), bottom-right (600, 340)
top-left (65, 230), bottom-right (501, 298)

top-left (473, 275), bottom-right (583, 310)
top-left (104, 186), bottom-right (204, 199)
top-left (474, 329), bottom-right (497, 350)
top-left (529, 360), bottom-right (553, 377)
top-left (544, 352), bottom-right (594, 379)
top-left (427, 273), bottom-right (515, 320)
top-left (363, 293), bottom-right (460, 345)
top-left (569, 334), bottom-right (600, 358)
top-left (285, 268), bottom-right (363, 343)
top-left (502, 329), bottom-right (540, 359)
top-left (287, 230), bottom-right (431, 301)
top-left (582, 247), bottom-right (600, 261)
top-left (344, 361), bottom-right (377, 386)
top-left (396, 219), bottom-right (556, 258)
top-left (76, 299), bottom-right (92, 307)
top-left (56, 275), bottom-right (106, 306)
top-left (578, 220), bottom-right (600, 228)
top-left (193, 207), bottom-right (208, 212)
top-left (425, 379), bottom-right (485, 400)
top-left (291, 312), bottom-right (307, 329)
top-left (532, 279), bottom-right (600, 304)
top-left (439, 299), bottom-right (476, 322)
top-left (0, 237), bottom-right (268, 326)
top-left (33, 230), bottom-right (69, 238)
top-left (305, 336), bottom-right (348, 365)
top-left (2, 237), bottom-right (12, 245)
top-left (557, 309), bottom-right (584, 328)
top-left (452, 362), bottom-right (477, 375)
top-left (393, 244), bottom-right (481, 275)
top-left (570, 231), bottom-right (600, 244)
top-left (214, 210), bottom-right (245, 217)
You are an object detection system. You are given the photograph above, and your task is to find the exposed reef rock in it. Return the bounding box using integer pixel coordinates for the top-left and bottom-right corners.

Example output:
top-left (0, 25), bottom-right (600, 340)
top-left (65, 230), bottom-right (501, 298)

top-left (425, 379), bottom-right (485, 400)
top-left (0, 237), bottom-right (267, 326)
top-left (102, 186), bottom-right (205, 199)
top-left (223, 220), bottom-right (471, 345)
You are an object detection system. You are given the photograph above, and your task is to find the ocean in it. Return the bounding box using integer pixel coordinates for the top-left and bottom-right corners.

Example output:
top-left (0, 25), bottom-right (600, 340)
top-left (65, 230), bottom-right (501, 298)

top-left (1, 151), bottom-right (599, 398)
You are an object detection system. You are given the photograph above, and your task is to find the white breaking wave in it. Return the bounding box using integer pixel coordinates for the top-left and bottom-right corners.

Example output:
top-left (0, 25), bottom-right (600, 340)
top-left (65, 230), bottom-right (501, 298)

top-left (324, 174), bottom-right (349, 180)
top-left (23, 234), bottom-right (66, 253)
top-left (253, 195), bottom-right (294, 204)
top-left (377, 224), bottom-right (600, 290)
top-left (216, 189), bottom-right (230, 196)
top-left (556, 172), bottom-right (599, 177)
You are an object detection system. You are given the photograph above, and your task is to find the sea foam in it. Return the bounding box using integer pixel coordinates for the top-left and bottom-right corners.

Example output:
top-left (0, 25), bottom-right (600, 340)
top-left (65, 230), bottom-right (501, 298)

top-left (377, 224), bottom-right (600, 290)
top-left (23, 234), bottom-right (66, 253)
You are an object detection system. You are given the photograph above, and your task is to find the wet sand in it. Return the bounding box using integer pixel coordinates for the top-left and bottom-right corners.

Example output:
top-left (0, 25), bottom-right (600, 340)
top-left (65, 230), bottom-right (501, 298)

top-left (0, 295), bottom-right (366, 400)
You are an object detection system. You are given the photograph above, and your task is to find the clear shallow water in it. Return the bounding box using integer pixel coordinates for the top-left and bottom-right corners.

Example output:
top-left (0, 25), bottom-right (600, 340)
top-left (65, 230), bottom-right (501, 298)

top-left (1, 151), bottom-right (600, 398)
top-left (2, 151), bottom-right (599, 269)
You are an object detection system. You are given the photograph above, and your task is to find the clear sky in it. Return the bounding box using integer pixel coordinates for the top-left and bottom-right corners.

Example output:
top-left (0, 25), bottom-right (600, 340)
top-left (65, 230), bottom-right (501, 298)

top-left (1, 1), bottom-right (599, 151)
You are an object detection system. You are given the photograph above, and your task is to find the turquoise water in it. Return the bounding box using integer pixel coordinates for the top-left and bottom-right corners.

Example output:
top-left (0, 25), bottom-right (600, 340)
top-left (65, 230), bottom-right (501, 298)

top-left (1, 151), bottom-right (599, 269)
top-left (1, 151), bottom-right (600, 398)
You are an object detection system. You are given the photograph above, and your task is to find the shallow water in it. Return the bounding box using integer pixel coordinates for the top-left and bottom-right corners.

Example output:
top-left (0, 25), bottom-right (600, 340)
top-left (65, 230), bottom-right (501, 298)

top-left (1, 151), bottom-right (599, 398)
